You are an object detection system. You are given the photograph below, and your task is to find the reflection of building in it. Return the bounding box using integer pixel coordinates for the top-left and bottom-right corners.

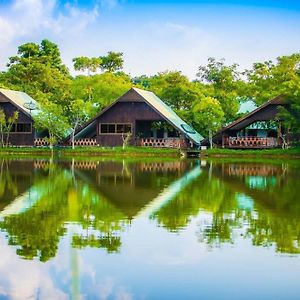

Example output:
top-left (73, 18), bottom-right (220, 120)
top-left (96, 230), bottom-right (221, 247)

top-left (0, 160), bottom-right (36, 211)
top-left (0, 159), bottom-right (201, 261)
top-left (202, 95), bottom-right (291, 148)
top-left (73, 160), bottom-right (194, 219)
top-left (67, 88), bottom-right (202, 148)
top-left (206, 162), bottom-right (293, 213)
top-left (222, 163), bottom-right (284, 177)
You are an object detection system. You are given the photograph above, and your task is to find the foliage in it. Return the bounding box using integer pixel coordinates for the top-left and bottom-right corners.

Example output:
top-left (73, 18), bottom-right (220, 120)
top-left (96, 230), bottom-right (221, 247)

top-left (138, 71), bottom-right (204, 111)
top-left (193, 96), bottom-right (224, 148)
top-left (100, 51), bottom-right (124, 73)
top-left (33, 101), bottom-right (69, 148)
top-left (65, 98), bottom-right (92, 149)
top-left (1, 39), bottom-right (300, 140)
top-left (73, 56), bottom-right (102, 75)
top-left (244, 54), bottom-right (300, 133)
top-left (0, 109), bottom-right (19, 147)
top-left (2, 40), bottom-right (72, 107)
top-left (197, 57), bottom-right (243, 122)
top-left (71, 72), bottom-right (132, 115)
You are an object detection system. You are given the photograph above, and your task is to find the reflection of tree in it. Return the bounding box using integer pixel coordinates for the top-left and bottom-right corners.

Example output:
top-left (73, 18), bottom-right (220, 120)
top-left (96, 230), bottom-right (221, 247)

top-left (72, 235), bottom-right (121, 253)
top-left (69, 183), bottom-right (128, 253)
top-left (0, 162), bottom-right (129, 261)
top-left (0, 165), bottom-right (70, 261)
top-left (153, 162), bottom-right (300, 254)
top-left (0, 159), bottom-right (22, 207)
top-left (202, 163), bottom-right (300, 253)
top-left (246, 213), bottom-right (300, 254)
top-left (152, 173), bottom-right (237, 234)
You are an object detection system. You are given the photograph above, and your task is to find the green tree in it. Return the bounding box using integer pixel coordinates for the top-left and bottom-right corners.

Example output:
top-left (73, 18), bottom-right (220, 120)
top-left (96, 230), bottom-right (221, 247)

top-left (66, 99), bottom-right (92, 149)
top-left (100, 51), bottom-right (124, 73)
top-left (244, 54), bottom-right (300, 135)
top-left (197, 58), bottom-right (243, 123)
top-left (73, 56), bottom-right (102, 75)
top-left (2, 39), bottom-right (72, 107)
top-left (144, 71), bottom-right (203, 111)
top-left (193, 96), bottom-right (224, 148)
top-left (34, 101), bottom-right (69, 149)
top-left (0, 109), bottom-right (19, 147)
top-left (71, 72), bottom-right (132, 115)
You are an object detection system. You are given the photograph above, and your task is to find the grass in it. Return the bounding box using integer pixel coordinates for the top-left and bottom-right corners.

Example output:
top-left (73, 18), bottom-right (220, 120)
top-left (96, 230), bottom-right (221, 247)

top-left (0, 146), bottom-right (180, 158)
top-left (202, 147), bottom-right (300, 157)
top-left (0, 146), bottom-right (300, 159)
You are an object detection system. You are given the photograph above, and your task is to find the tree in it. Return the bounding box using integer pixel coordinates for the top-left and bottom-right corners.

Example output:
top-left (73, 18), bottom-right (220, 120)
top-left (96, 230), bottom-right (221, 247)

top-left (193, 97), bottom-right (224, 148)
top-left (0, 109), bottom-right (19, 147)
top-left (244, 54), bottom-right (300, 135)
top-left (66, 99), bottom-right (92, 149)
top-left (71, 72), bottom-right (132, 115)
top-left (197, 58), bottom-right (243, 123)
top-left (100, 51), bottom-right (124, 73)
top-left (34, 102), bottom-right (69, 149)
top-left (73, 56), bottom-right (102, 75)
top-left (2, 39), bottom-right (72, 107)
top-left (144, 71), bottom-right (204, 111)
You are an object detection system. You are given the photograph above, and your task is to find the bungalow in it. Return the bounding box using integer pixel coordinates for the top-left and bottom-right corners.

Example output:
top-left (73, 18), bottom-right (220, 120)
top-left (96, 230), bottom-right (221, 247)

top-left (0, 88), bottom-right (45, 146)
top-left (69, 87), bottom-right (203, 148)
top-left (204, 95), bottom-right (289, 149)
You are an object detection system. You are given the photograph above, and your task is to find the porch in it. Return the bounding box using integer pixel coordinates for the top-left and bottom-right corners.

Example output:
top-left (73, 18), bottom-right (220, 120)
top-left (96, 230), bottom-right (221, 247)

top-left (224, 137), bottom-right (279, 148)
top-left (136, 137), bottom-right (188, 148)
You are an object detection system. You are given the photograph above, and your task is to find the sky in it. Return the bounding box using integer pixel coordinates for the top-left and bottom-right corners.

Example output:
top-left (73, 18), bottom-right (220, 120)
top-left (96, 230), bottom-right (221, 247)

top-left (0, 0), bottom-right (300, 79)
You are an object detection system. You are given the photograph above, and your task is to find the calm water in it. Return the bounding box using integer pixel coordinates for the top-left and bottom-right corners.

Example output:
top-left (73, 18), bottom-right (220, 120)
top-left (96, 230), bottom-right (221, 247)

top-left (0, 157), bottom-right (299, 300)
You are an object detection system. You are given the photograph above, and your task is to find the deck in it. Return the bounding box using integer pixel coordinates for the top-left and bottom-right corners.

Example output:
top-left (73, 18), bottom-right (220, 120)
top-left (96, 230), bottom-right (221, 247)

top-left (224, 137), bottom-right (279, 149)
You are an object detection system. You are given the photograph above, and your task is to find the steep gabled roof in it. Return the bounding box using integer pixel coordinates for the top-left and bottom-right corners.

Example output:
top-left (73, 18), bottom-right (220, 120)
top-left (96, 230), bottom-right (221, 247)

top-left (219, 95), bottom-right (286, 133)
top-left (73, 87), bottom-right (203, 145)
top-left (201, 95), bottom-right (287, 145)
top-left (0, 88), bottom-right (40, 117)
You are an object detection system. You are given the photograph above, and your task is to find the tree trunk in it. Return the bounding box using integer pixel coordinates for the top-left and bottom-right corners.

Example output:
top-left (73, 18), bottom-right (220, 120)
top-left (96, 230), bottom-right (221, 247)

top-left (71, 129), bottom-right (75, 150)
top-left (5, 129), bottom-right (11, 147)
top-left (209, 129), bottom-right (213, 149)
top-left (0, 125), bottom-right (3, 147)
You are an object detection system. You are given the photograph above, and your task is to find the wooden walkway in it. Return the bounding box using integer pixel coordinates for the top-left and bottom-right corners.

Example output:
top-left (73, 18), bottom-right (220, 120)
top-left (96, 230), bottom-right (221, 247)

top-left (180, 149), bottom-right (201, 158)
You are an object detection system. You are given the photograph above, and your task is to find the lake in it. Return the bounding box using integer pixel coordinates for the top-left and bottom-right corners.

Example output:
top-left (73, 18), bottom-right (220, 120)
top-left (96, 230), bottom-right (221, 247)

top-left (0, 157), bottom-right (299, 300)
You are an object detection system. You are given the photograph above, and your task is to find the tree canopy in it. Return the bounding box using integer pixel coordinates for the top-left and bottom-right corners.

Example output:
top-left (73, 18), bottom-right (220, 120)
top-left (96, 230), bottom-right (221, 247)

top-left (0, 39), bottom-right (300, 144)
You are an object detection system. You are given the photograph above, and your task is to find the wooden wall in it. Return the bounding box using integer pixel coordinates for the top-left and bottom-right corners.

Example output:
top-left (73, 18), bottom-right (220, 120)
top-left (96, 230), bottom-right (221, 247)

top-left (0, 102), bottom-right (35, 146)
top-left (96, 101), bottom-right (165, 147)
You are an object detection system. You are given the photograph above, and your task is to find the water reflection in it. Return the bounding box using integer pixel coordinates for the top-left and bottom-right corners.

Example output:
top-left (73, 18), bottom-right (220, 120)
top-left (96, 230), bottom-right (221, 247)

top-left (0, 158), bottom-right (299, 264)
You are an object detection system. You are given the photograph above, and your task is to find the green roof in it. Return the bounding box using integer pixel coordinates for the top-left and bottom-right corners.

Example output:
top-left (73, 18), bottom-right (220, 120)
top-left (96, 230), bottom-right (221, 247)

top-left (0, 88), bottom-right (40, 116)
top-left (132, 88), bottom-right (203, 145)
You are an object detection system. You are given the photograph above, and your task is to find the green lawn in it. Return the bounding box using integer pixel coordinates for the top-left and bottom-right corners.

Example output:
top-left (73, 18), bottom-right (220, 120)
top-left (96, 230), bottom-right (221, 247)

top-left (0, 146), bottom-right (299, 159)
top-left (202, 147), bottom-right (300, 157)
top-left (0, 146), bottom-right (180, 158)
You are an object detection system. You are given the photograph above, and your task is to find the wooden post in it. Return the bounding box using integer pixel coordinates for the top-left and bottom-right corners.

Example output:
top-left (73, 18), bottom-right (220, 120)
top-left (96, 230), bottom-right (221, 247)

top-left (222, 133), bottom-right (224, 148)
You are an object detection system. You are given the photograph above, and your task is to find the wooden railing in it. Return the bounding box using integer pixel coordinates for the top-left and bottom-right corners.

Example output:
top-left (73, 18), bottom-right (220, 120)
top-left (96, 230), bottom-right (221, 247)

top-left (34, 138), bottom-right (48, 146)
top-left (137, 138), bottom-right (188, 148)
top-left (226, 137), bottom-right (278, 148)
top-left (70, 139), bottom-right (98, 146)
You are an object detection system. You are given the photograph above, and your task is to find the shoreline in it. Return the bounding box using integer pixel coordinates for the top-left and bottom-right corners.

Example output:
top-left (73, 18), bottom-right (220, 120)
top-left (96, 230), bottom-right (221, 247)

top-left (0, 147), bottom-right (299, 159)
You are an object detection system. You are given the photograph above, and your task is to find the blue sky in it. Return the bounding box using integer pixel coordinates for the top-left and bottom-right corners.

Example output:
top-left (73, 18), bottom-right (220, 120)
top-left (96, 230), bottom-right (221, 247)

top-left (0, 0), bottom-right (300, 78)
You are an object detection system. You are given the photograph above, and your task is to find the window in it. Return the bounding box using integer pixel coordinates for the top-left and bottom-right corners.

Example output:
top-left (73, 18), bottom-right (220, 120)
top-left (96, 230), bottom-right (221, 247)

top-left (16, 123), bottom-right (32, 133)
top-left (10, 123), bottom-right (32, 133)
top-left (100, 123), bottom-right (132, 134)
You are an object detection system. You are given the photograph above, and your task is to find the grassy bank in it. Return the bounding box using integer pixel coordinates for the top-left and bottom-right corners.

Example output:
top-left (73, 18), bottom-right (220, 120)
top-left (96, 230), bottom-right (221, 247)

top-left (0, 146), bottom-right (300, 159)
top-left (202, 147), bottom-right (300, 158)
top-left (0, 146), bottom-right (180, 158)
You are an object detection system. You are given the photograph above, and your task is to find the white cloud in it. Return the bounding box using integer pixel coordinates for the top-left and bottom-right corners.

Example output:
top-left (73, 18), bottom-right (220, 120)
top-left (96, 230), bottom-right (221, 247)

top-left (0, 17), bottom-right (15, 44)
top-left (0, 235), bottom-right (68, 300)
top-left (0, 0), bottom-right (99, 69)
